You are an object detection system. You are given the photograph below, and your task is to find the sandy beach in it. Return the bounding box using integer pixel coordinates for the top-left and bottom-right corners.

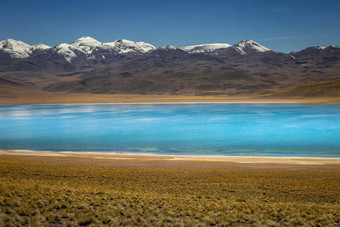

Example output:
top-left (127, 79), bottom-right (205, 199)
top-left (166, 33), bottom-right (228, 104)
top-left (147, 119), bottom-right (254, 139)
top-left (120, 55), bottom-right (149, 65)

top-left (1, 150), bottom-right (339, 168)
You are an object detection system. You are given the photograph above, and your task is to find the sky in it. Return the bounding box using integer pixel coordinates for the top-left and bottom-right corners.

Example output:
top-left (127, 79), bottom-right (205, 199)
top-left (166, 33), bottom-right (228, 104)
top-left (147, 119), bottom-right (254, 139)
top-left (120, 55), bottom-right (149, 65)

top-left (0, 0), bottom-right (339, 53)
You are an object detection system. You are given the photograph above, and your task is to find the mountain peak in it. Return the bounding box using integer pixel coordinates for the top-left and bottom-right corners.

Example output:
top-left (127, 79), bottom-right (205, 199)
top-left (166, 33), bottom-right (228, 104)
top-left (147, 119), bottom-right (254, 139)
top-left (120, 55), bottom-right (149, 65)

top-left (0, 39), bottom-right (31, 47)
top-left (233, 40), bottom-right (271, 55)
top-left (54, 43), bottom-right (77, 62)
top-left (182, 43), bottom-right (232, 53)
top-left (102, 39), bottom-right (156, 54)
top-left (115, 39), bottom-right (133, 43)
top-left (315, 46), bottom-right (326, 50)
top-left (32, 43), bottom-right (51, 50)
top-left (237, 39), bottom-right (255, 44)
top-left (0, 39), bottom-right (32, 58)
top-left (71, 36), bottom-right (101, 47)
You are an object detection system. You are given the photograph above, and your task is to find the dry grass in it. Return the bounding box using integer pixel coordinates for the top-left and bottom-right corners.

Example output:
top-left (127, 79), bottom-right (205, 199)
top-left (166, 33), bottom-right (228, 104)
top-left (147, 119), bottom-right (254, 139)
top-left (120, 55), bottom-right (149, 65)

top-left (262, 79), bottom-right (340, 102)
top-left (1, 83), bottom-right (340, 105)
top-left (0, 156), bottom-right (339, 226)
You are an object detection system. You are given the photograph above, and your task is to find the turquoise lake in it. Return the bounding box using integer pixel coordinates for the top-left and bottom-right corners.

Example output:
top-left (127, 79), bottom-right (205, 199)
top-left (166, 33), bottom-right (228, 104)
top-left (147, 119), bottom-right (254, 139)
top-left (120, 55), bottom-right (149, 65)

top-left (0, 104), bottom-right (339, 157)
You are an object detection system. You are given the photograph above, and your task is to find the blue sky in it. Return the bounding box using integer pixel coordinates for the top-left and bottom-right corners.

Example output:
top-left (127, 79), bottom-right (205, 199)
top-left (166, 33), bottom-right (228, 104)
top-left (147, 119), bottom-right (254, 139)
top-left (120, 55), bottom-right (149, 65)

top-left (0, 0), bottom-right (339, 53)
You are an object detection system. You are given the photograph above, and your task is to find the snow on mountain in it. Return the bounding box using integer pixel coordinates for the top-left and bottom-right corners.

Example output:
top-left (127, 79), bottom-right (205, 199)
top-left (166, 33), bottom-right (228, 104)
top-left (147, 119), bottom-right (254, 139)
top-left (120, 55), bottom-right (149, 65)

top-left (70, 36), bottom-right (101, 55)
top-left (31, 43), bottom-right (51, 51)
top-left (52, 36), bottom-right (102, 61)
top-left (233, 40), bottom-right (271, 55)
top-left (50, 37), bottom-right (156, 61)
top-left (160, 45), bottom-right (183, 50)
top-left (315, 46), bottom-right (326, 50)
top-left (0, 39), bottom-right (51, 58)
top-left (54, 43), bottom-right (77, 62)
top-left (181, 40), bottom-right (270, 55)
top-left (0, 37), bottom-right (273, 61)
top-left (8, 37), bottom-right (333, 62)
top-left (182, 43), bottom-right (232, 53)
top-left (71, 36), bottom-right (101, 47)
top-left (103, 39), bottom-right (156, 54)
top-left (308, 45), bottom-right (339, 50)
top-left (0, 38), bottom-right (273, 62)
top-left (0, 39), bottom-right (32, 58)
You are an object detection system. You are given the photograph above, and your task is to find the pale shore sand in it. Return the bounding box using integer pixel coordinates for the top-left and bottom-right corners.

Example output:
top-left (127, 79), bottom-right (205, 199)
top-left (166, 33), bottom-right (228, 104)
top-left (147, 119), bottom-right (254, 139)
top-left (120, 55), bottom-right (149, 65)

top-left (1, 150), bottom-right (339, 167)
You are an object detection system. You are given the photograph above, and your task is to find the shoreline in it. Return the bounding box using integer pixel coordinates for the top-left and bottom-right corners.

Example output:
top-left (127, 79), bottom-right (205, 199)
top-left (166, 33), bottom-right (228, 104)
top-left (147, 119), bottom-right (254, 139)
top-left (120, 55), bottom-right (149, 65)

top-left (0, 91), bottom-right (339, 105)
top-left (0, 100), bottom-right (303, 105)
top-left (1, 99), bottom-right (339, 106)
top-left (1, 150), bottom-right (339, 166)
top-left (1, 100), bottom-right (339, 105)
top-left (0, 101), bottom-right (302, 106)
top-left (1, 99), bottom-right (339, 105)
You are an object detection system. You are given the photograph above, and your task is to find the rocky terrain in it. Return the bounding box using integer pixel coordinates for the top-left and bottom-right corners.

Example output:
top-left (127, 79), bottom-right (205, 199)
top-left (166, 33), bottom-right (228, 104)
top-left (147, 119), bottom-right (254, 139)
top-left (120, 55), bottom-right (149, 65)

top-left (0, 37), bottom-right (339, 98)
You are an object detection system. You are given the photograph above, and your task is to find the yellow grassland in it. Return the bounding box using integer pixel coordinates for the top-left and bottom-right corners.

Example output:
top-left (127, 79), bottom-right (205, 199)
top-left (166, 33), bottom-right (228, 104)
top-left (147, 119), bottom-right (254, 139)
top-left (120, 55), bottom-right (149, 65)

top-left (0, 153), bottom-right (339, 226)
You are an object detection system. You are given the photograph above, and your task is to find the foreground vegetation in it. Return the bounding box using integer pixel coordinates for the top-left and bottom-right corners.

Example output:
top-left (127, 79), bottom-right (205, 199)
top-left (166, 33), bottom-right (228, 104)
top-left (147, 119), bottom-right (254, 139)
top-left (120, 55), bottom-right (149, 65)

top-left (0, 156), bottom-right (339, 226)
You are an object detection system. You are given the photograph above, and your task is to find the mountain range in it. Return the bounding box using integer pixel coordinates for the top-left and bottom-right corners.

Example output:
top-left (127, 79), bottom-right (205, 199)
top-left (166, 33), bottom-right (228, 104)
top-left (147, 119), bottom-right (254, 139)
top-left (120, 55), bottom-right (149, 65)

top-left (0, 36), bottom-right (339, 98)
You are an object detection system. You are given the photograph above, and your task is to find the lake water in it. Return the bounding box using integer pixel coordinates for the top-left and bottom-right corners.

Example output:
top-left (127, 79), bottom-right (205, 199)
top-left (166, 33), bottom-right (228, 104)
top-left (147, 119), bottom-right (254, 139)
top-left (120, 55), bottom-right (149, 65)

top-left (0, 104), bottom-right (339, 157)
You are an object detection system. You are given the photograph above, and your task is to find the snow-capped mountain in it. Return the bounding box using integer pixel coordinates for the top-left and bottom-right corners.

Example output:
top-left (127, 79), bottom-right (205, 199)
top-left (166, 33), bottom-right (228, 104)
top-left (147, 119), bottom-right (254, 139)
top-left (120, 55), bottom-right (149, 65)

top-left (71, 36), bottom-right (101, 48)
top-left (49, 37), bottom-right (157, 62)
top-left (0, 37), bottom-right (273, 62)
top-left (0, 37), bottom-right (158, 62)
top-left (182, 43), bottom-right (232, 53)
top-left (70, 36), bottom-right (101, 55)
top-left (32, 43), bottom-right (51, 51)
top-left (0, 39), bottom-right (33, 58)
top-left (0, 39), bottom-right (53, 58)
top-left (1, 36), bottom-right (338, 73)
top-left (51, 37), bottom-right (102, 62)
top-left (232, 40), bottom-right (271, 55)
top-left (103, 39), bottom-right (156, 54)
top-left (160, 45), bottom-right (183, 50)
top-left (53, 43), bottom-right (78, 62)
top-left (0, 37), bottom-right (339, 97)
top-left (51, 37), bottom-right (103, 62)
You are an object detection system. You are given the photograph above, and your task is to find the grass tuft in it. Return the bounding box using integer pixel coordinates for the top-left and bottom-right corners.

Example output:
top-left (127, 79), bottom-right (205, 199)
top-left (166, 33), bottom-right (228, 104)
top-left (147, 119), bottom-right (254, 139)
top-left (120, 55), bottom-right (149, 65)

top-left (0, 156), bottom-right (339, 226)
